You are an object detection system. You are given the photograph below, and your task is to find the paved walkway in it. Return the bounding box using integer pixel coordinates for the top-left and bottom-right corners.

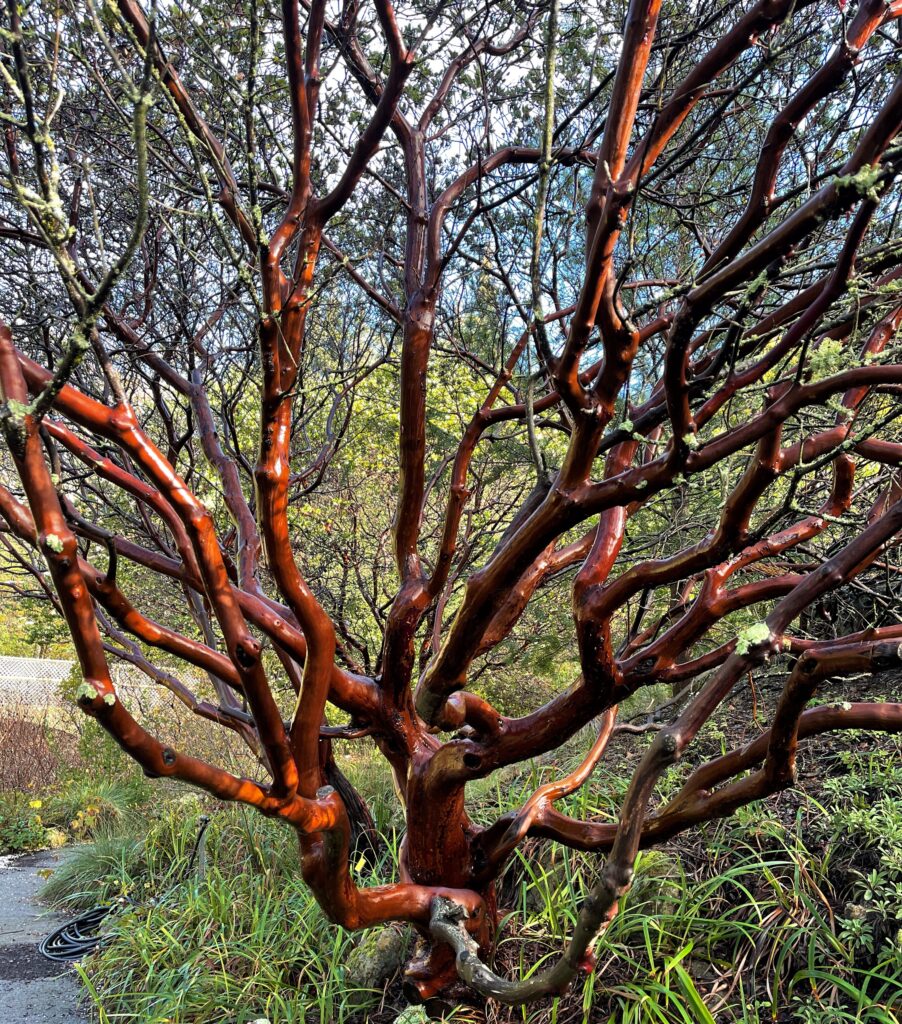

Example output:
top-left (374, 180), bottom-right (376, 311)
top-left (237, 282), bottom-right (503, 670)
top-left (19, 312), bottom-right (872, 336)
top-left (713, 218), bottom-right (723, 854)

top-left (0, 849), bottom-right (88, 1023)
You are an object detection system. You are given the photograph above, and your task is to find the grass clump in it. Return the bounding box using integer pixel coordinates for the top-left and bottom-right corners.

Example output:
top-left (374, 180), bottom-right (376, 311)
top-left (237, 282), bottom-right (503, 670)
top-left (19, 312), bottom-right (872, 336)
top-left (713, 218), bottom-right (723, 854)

top-left (61, 800), bottom-right (407, 1024)
top-left (32, 734), bottom-right (902, 1023)
top-left (40, 829), bottom-right (144, 910)
top-left (80, 867), bottom-right (377, 1023)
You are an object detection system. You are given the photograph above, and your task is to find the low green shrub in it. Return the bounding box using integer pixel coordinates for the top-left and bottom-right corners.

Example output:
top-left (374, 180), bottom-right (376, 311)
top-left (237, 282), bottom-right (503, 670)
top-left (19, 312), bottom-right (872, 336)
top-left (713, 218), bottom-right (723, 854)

top-left (0, 792), bottom-right (47, 853)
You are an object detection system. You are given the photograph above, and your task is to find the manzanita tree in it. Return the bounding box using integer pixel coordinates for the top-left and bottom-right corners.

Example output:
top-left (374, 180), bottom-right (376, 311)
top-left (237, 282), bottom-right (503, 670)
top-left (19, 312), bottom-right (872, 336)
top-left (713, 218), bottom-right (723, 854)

top-left (2, 0), bottom-right (902, 1004)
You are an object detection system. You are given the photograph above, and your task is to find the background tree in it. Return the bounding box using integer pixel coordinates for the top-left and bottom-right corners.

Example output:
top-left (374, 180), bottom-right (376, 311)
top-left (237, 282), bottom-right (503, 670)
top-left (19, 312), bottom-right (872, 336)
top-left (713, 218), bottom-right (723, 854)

top-left (2, 0), bottom-right (902, 1004)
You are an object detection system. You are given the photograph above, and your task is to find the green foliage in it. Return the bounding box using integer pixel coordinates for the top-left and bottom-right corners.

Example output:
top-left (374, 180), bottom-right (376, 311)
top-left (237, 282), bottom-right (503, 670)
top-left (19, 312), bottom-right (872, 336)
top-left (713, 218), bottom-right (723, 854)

top-left (46, 775), bottom-right (151, 838)
top-left (0, 792), bottom-right (48, 853)
top-left (32, 736), bottom-right (899, 1023)
top-left (65, 803), bottom-right (404, 1023)
top-left (0, 594), bottom-right (73, 657)
top-left (808, 338), bottom-right (848, 382)
top-left (735, 622), bottom-right (771, 656)
top-left (819, 741), bottom-right (902, 979)
top-left (40, 828), bottom-right (145, 909)
top-left (0, 775), bottom-right (151, 857)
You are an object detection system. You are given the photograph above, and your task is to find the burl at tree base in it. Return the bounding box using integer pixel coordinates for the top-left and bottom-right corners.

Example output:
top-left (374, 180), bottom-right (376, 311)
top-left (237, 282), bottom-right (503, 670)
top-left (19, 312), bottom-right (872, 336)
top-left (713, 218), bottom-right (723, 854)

top-left (2, 0), bottom-right (902, 1004)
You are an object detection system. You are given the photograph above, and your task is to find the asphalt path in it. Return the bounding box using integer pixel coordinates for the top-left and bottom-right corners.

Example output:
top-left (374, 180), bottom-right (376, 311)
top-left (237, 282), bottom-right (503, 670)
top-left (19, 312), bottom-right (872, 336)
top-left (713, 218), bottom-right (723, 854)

top-left (0, 849), bottom-right (88, 1023)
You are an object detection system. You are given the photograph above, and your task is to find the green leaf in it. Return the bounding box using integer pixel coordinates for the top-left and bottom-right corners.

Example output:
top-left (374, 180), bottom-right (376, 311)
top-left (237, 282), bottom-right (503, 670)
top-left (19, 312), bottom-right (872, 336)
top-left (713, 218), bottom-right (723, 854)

top-left (673, 965), bottom-right (716, 1024)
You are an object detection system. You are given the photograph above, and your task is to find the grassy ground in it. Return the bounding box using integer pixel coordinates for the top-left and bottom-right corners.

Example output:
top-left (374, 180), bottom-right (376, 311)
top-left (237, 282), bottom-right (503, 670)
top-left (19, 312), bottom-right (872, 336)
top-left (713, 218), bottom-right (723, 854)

top-left (26, 719), bottom-right (902, 1024)
top-left (3, 674), bottom-right (900, 1023)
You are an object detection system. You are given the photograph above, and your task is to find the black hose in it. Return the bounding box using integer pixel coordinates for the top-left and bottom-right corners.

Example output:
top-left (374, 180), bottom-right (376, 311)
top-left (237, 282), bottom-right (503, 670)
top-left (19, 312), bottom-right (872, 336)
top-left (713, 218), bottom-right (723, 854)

top-left (38, 904), bottom-right (119, 961)
top-left (39, 815), bottom-right (212, 963)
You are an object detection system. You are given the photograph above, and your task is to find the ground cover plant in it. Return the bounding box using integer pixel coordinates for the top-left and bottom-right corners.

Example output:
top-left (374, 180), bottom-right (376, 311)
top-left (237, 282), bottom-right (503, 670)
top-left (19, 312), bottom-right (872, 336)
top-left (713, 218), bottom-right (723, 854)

top-left (2, 0), bottom-right (902, 1009)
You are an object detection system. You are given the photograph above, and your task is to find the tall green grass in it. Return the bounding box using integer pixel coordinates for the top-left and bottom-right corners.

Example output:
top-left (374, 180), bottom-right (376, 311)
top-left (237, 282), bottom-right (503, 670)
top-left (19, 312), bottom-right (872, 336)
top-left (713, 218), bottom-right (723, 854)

top-left (39, 738), bottom-right (902, 1023)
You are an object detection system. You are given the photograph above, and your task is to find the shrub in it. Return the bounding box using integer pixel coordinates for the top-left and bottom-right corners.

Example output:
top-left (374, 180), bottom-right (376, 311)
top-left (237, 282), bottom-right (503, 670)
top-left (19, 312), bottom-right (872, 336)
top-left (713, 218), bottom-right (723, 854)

top-left (0, 705), bottom-right (80, 794)
top-left (0, 793), bottom-right (48, 853)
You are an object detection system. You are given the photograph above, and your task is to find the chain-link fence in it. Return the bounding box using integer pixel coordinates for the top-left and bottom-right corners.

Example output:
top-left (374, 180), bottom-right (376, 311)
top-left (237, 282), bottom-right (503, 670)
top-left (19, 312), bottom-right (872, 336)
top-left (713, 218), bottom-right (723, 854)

top-left (0, 655), bottom-right (162, 708)
top-left (0, 656), bottom-right (237, 791)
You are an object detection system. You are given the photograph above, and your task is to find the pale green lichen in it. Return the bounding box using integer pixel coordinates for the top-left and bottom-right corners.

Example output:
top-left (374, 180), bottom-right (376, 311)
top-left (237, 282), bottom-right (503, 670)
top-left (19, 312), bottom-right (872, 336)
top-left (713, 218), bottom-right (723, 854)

top-left (834, 164), bottom-right (883, 202)
top-left (736, 622), bottom-right (771, 655)
top-left (103, 692), bottom-right (116, 706)
top-left (7, 398), bottom-right (29, 416)
top-left (75, 681), bottom-right (97, 703)
top-left (251, 204), bottom-right (269, 246)
top-left (45, 533), bottom-right (64, 553)
top-left (746, 270), bottom-right (769, 294)
top-left (826, 395), bottom-right (851, 419)
top-left (2, 398), bottom-right (29, 427)
top-left (808, 337), bottom-right (846, 381)
top-left (0, 399), bottom-right (29, 454)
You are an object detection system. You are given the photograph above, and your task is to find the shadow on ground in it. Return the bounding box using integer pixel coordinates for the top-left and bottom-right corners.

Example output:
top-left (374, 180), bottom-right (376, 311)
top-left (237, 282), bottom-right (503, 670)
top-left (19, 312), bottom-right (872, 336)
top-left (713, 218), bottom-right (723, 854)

top-left (0, 849), bottom-right (88, 1023)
